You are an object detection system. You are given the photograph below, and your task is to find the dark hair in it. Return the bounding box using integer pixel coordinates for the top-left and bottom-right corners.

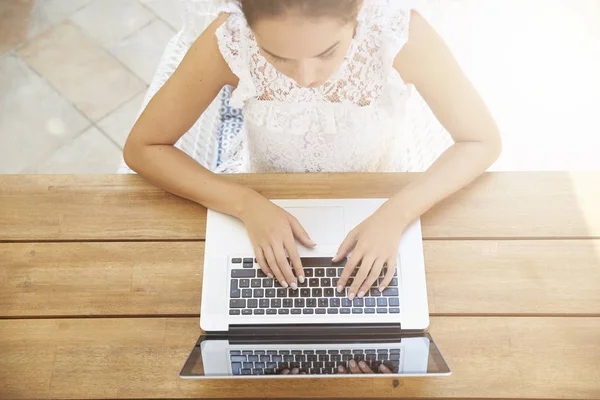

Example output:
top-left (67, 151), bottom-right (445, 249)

top-left (237, 0), bottom-right (361, 26)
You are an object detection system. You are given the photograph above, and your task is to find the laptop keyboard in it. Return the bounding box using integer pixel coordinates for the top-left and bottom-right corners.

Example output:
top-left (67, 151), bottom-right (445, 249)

top-left (228, 257), bottom-right (400, 316)
top-left (229, 348), bottom-right (401, 375)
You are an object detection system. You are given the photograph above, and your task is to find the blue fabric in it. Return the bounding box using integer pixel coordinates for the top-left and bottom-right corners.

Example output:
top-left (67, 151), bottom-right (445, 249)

top-left (216, 86), bottom-right (244, 167)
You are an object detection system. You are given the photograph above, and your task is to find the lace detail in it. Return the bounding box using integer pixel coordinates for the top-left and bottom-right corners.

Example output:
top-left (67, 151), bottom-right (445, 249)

top-left (214, 0), bottom-right (449, 173)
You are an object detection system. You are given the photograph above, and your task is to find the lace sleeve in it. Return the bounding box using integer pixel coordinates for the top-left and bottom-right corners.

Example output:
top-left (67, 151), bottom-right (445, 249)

top-left (214, 9), bottom-right (257, 108)
top-left (373, 0), bottom-right (416, 70)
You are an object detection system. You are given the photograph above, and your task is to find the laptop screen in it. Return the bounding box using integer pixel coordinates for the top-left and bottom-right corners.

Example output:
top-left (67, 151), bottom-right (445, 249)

top-left (180, 332), bottom-right (450, 378)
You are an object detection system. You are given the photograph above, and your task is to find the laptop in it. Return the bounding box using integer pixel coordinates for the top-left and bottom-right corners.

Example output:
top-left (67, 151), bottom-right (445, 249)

top-left (180, 198), bottom-right (451, 378)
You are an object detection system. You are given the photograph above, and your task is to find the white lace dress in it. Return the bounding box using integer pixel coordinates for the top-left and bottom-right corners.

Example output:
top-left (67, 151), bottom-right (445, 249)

top-left (214, 0), bottom-right (451, 174)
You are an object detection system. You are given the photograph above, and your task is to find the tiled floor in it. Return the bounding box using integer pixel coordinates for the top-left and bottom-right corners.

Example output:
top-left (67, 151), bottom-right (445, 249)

top-left (1, 0), bottom-right (599, 174)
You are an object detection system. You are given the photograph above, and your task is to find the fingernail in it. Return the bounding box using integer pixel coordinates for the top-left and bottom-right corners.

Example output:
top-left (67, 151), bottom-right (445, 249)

top-left (268, 273), bottom-right (274, 279)
top-left (379, 286), bottom-right (386, 292)
top-left (337, 285), bottom-right (343, 293)
top-left (310, 240), bottom-right (317, 246)
top-left (349, 360), bottom-right (356, 367)
top-left (348, 292), bottom-right (355, 301)
top-left (358, 291), bottom-right (365, 298)
top-left (338, 365), bottom-right (344, 372)
top-left (281, 281), bottom-right (288, 288)
top-left (290, 282), bottom-right (298, 290)
top-left (298, 276), bottom-right (305, 284)
top-left (359, 361), bottom-right (367, 368)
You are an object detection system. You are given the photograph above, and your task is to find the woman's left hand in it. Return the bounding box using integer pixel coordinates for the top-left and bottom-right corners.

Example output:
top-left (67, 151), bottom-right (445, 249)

top-left (333, 203), bottom-right (407, 299)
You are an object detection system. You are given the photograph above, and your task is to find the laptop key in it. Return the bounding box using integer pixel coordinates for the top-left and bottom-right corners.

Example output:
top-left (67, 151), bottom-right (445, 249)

top-left (262, 279), bottom-right (274, 288)
top-left (353, 298), bottom-right (363, 307)
top-left (324, 288), bottom-right (334, 297)
top-left (382, 288), bottom-right (399, 296)
top-left (352, 308), bottom-right (363, 314)
top-left (252, 369), bottom-right (263, 375)
top-left (266, 309), bottom-right (277, 315)
top-left (366, 354), bottom-right (377, 362)
top-left (232, 258), bottom-right (242, 264)
top-left (312, 288), bottom-right (323, 297)
top-left (377, 349), bottom-right (388, 354)
top-left (253, 309), bottom-right (265, 315)
top-left (272, 355), bottom-right (283, 362)
top-left (239, 279), bottom-right (250, 288)
top-left (318, 298), bottom-right (328, 307)
top-left (326, 268), bottom-right (337, 277)
top-left (278, 309), bottom-right (289, 315)
top-left (321, 278), bottom-right (331, 287)
top-left (277, 288), bottom-right (288, 297)
top-left (365, 298), bottom-right (376, 307)
top-left (259, 299), bottom-right (269, 308)
top-left (389, 278), bottom-right (398, 287)
top-left (248, 299), bottom-right (258, 308)
top-left (260, 355), bottom-right (270, 362)
top-left (300, 288), bottom-right (311, 297)
top-left (315, 269), bottom-right (325, 277)
top-left (264, 368), bottom-right (275, 375)
top-left (230, 289), bottom-right (241, 298)
top-left (242, 289), bottom-right (252, 298)
top-left (267, 362), bottom-right (277, 369)
top-left (284, 355), bottom-right (294, 362)
top-left (389, 298), bottom-right (400, 307)
top-left (309, 278), bottom-right (319, 287)
top-left (283, 299), bottom-right (293, 308)
top-left (303, 309), bottom-right (314, 314)
top-left (377, 298), bottom-right (388, 307)
top-left (295, 355), bottom-right (306, 362)
top-left (229, 310), bottom-right (240, 315)
top-left (271, 299), bottom-right (282, 308)
top-left (370, 288), bottom-right (382, 297)
top-left (316, 308), bottom-right (326, 314)
top-left (241, 369), bottom-right (252, 375)
top-left (342, 354), bottom-right (353, 361)
top-left (232, 269), bottom-right (255, 278)
top-left (376, 308), bottom-right (388, 313)
top-left (243, 258), bottom-right (253, 263)
top-left (304, 269), bottom-right (314, 277)
top-left (307, 355), bottom-right (318, 362)
top-left (330, 298), bottom-right (340, 307)
top-left (231, 355), bottom-right (247, 362)
top-left (295, 298), bottom-right (305, 307)
top-left (340, 308), bottom-right (351, 314)
top-left (341, 298), bottom-right (352, 307)
top-left (327, 308), bottom-right (339, 314)
top-left (253, 289), bottom-right (264, 298)
top-left (230, 350), bottom-right (241, 355)
top-left (256, 270), bottom-right (267, 278)
top-left (255, 362), bottom-right (266, 369)
top-left (251, 279), bottom-right (261, 288)
top-left (289, 289), bottom-right (299, 298)
top-left (291, 309), bottom-right (301, 315)
top-left (265, 289), bottom-right (276, 298)
top-left (290, 362), bottom-right (301, 369)
top-left (230, 299), bottom-right (246, 308)
top-left (337, 268), bottom-right (345, 277)
top-left (365, 308), bottom-right (375, 314)
top-left (242, 309), bottom-right (252, 315)
top-left (390, 308), bottom-right (400, 314)
top-left (231, 362), bottom-right (242, 375)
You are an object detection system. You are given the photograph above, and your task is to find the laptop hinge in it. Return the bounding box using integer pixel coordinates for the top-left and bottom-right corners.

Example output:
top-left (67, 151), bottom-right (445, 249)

top-left (228, 323), bottom-right (401, 337)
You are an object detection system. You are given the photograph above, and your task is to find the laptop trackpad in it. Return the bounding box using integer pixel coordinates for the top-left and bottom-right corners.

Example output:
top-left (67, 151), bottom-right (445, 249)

top-left (284, 206), bottom-right (345, 247)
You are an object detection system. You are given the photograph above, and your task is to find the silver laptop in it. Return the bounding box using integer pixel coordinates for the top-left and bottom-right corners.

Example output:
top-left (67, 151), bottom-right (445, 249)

top-left (180, 198), bottom-right (450, 378)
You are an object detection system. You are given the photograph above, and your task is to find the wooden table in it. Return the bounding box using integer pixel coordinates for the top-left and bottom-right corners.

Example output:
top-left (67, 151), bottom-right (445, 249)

top-left (1, 172), bottom-right (599, 399)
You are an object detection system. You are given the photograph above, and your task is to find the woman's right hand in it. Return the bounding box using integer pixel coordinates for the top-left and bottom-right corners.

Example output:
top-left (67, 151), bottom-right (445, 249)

top-left (239, 194), bottom-right (316, 289)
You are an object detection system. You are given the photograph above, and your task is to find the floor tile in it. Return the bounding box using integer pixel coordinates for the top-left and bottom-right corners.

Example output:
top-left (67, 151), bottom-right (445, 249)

top-left (0, 0), bottom-right (92, 55)
top-left (139, 0), bottom-right (184, 31)
top-left (0, 53), bottom-right (90, 174)
top-left (110, 19), bottom-right (175, 84)
top-left (27, 126), bottom-right (122, 174)
top-left (70, 0), bottom-right (155, 47)
top-left (18, 22), bottom-right (146, 121)
top-left (97, 91), bottom-right (147, 149)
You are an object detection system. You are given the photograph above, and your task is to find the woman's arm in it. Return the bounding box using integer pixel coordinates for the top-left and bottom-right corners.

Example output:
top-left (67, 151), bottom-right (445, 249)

top-left (124, 14), bottom-right (258, 218)
top-left (389, 9), bottom-right (503, 224)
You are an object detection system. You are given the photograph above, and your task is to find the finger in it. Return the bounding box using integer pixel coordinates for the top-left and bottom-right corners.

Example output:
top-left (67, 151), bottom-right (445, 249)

top-left (358, 361), bottom-right (374, 373)
top-left (358, 258), bottom-right (385, 297)
top-left (291, 367), bottom-right (300, 374)
top-left (337, 365), bottom-right (348, 374)
top-left (275, 245), bottom-right (297, 289)
top-left (349, 255), bottom-right (376, 299)
top-left (379, 363), bottom-right (392, 374)
top-left (289, 216), bottom-right (316, 248)
top-left (254, 247), bottom-right (274, 279)
top-left (379, 258), bottom-right (397, 292)
top-left (281, 369), bottom-right (290, 375)
top-left (337, 251), bottom-right (362, 295)
top-left (264, 246), bottom-right (288, 288)
top-left (348, 359), bottom-right (361, 374)
top-left (333, 230), bottom-right (357, 262)
top-left (285, 235), bottom-right (305, 284)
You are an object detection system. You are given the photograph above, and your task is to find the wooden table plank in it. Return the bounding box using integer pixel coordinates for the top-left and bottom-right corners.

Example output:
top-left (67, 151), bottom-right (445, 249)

top-left (1, 317), bottom-right (599, 399)
top-left (1, 172), bottom-right (599, 241)
top-left (2, 240), bottom-right (599, 317)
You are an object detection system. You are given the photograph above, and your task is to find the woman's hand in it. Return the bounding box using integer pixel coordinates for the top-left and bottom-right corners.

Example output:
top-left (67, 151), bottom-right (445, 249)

top-left (239, 193), bottom-right (316, 289)
top-left (333, 203), bottom-right (407, 299)
top-left (338, 360), bottom-right (393, 374)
